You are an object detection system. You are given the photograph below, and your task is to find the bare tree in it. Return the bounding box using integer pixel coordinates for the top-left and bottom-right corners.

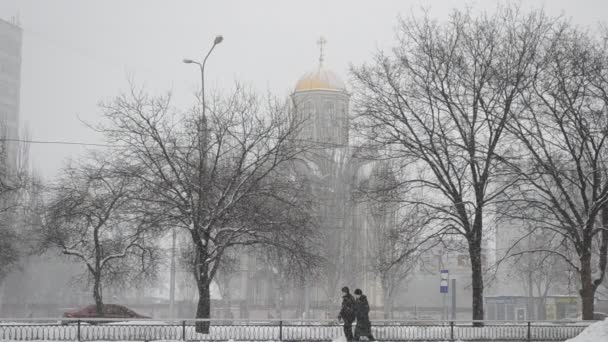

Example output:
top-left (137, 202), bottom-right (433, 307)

top-left (504, 23), bottom-right (608, 319)
top-left (0, 222), bottom-right (18, 283)
top-left (97, 84), bottom-right (317, 332)
top-left (43, 154), bottom-right (162, 315)
top-left (352, 6), bottom-right (552, 322)
top-left (502, 225), bottom-right (576, 319)
top-left (0, 121), bottom-right (34, 282)
top-left (260, 235), bottom-right (324, 319)
top-left (370, 212), bottom-right (421, 319)
top-left (359, 162), bottom-right (438, 319)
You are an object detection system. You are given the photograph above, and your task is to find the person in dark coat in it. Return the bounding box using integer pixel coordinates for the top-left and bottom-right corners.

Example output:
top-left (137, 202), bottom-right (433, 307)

top-left (353, 289), bottom-right (374, 341)
top-left (338, 286), bottom-right (356, 341)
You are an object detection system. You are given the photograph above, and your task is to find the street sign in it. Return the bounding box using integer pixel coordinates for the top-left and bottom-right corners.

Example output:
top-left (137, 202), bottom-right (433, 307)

top-left (440, 269), bottom-right (449, 293)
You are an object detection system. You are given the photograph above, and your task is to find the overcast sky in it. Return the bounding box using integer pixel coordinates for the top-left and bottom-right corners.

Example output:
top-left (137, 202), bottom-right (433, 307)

top-left (1, 0), bottom-right (607, 178)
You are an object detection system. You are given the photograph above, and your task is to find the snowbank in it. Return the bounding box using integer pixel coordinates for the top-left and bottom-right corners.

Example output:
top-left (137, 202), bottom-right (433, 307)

top-left (565, 318), bottom-right (608, 342)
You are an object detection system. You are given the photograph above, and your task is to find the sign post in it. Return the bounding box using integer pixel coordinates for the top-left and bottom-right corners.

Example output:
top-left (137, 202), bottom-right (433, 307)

top-left (440, 270), bottom-right (449, 293)
top-left (451, 278), bottom-right (456, 320)
top-left (440, 270), bottom-right (449, 321)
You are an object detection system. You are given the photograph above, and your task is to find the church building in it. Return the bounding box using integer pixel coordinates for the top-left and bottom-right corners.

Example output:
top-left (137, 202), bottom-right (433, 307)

top-left (208, 38), bottom-right (393, 320)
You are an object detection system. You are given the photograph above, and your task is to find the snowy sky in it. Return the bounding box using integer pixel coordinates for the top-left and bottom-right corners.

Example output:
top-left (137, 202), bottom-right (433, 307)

top-left (1, 0), bottom-right (607, 178)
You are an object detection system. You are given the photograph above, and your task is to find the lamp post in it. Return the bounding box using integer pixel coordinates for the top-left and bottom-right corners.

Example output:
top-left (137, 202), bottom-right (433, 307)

top-left (169, 228), bottom-right (176, 318)
top-left (183, 34), bottom-right (224, 134)
top-left (183, 34), bottom-right (223, 184)
top-left (175, 35), bottom-right (223, 320)
top-left (184, 34), bottom-right (223, 274)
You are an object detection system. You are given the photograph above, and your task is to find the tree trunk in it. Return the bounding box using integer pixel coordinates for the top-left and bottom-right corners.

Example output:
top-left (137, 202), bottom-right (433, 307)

top-left (383, 295), bottom-right (390, 319)
top-left (526, 268), bottom-right (534, 320)
top-left (274, 281), bottom-right (285, 320)
top-left (538, 297), bottom-right (547, 320)
top-left (195, 276), bottom-right (211, 333)
top-left (93, 275), bottom-right (103, 317)
top-left (0, 282), bottom-right (5, 311)
top-left (382, 282), bottom-right (391, 319)
top-left (469, 238), bottom-right (484, 326)
top-left (579, 252), bottom-right (595, 320)
top-left (275, 288), bottom-right (283, 320)
top-left (295, 282), bottom-right (305, 318)
top-left (192, 227), bottom-right (212, 333)
top-left (223, 286), bottom-right (232, 320)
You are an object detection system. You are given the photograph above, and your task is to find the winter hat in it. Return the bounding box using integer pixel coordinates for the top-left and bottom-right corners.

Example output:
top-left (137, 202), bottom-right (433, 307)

top-left (354, 289), bottom-right (362, 295)
top-left (341, 286), bottom-right (350, 294)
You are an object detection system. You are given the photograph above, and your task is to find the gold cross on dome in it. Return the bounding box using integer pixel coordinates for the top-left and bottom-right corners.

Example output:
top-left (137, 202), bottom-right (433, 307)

top-left (317, 36), bottom-right (327, 67)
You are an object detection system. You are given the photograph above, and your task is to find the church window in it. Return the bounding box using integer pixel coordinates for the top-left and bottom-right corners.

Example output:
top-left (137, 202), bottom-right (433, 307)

top-left (325, 101), bottom-right (335, 117)
top-left (323, 101), bottom-right (336, 142)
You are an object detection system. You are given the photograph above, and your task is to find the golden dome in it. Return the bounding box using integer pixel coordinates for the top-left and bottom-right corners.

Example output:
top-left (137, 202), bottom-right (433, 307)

top-left (295, 67), bottom-right (346, 92)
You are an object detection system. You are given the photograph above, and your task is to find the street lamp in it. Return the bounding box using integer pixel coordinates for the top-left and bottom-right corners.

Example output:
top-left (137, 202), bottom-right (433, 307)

top-left (183, 34), bottom-right (223, 177)
top-left (182, 34), bottom-right (224, 188)
top-left (176, 35), bottom-right (223, 321)
top-left (183, 34), bottom-right (224, 121)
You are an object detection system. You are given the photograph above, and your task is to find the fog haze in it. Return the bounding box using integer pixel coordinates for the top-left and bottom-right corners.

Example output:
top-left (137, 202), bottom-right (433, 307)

top-left (1, 0), bottom-right (608, 177)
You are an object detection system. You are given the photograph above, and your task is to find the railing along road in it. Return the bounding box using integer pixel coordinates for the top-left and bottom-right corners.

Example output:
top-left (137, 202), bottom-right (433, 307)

top-left (0, 319), bottom-right (593, 341)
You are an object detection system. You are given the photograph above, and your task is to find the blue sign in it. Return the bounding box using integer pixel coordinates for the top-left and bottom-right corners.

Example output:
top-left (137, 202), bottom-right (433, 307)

top-left (440, 270), bottom-right (449, 293)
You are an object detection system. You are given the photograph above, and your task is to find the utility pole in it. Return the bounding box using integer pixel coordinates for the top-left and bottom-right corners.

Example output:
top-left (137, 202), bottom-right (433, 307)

top-left (440, 269), bottom-right (449, 321)
top-left (169, 228), bottom-right (176, 318)
top-left (451, 278), bottom-right (456, 320)
top-left (527, 234), bottom-right (534, 320)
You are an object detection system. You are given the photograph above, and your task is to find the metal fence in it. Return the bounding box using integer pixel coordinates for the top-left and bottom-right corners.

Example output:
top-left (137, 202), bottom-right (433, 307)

top-left (0, 319), bottom-right (593, 341)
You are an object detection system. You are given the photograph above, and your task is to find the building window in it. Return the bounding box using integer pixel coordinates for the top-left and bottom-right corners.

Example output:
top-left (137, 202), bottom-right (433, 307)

top-left (0, 34), bottom-right (21, 56)
top-left (497, 304), bottom-right (506, 320)
top-left (506, 304), bottom-right (515, 321)
top-left (0, 57), bottom-right (20, 78)
top-left (487, 303), bottom-right (496, 320)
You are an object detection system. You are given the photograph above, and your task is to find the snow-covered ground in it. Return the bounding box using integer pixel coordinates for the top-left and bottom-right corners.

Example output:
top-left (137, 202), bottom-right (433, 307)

top-left (565, 318), bottom-right (608, 342)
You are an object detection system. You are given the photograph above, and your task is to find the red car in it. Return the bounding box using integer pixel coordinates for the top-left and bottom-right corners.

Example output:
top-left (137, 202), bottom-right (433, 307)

top-left (63, 304), bottom-right (150, 323)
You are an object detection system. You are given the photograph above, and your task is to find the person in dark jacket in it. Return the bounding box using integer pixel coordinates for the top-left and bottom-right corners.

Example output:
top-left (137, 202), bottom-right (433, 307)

top-left (338, 286), bottom-right (356, 341)
top-left (353, 289), bottom-right (374, 341)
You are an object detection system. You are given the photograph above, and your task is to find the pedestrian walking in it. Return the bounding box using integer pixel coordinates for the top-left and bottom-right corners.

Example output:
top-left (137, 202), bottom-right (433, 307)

top-left (338, 286), bottom-right (356, 341)
top-left (353, 289), bottom-right (374, 341)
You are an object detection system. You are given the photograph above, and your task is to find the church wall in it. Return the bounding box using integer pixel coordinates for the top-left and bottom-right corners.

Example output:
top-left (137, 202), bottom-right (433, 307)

top-left (291, 90), bottom-right (349, 146)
